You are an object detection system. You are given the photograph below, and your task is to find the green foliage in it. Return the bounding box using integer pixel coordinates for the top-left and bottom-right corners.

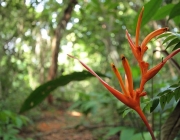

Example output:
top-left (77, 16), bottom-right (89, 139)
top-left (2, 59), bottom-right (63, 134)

top-left (134, 0), bottom-right (162, 28)
top-left (69, 91), bottom-right (112, 116)
top-left (150, 98), bottom-right (159, 113)
top-left (20, 71), bottom-right (109, 113)
top-left (169, 1), bottom-right (180, 20)
top-left (120, 128), bottom-right (135, 140)
top-left (150, 81), bottom-right (180, 112)
top-left (105, 126), bottom-right (152, 140)
top-left (153, 4), bottom-right (174, 20)
top-left (122, 108), bottom-right (132, 118)
top-left (0, 110), bottom-right (30, 140)
top-left (157, 32), bottom-right (180, 50)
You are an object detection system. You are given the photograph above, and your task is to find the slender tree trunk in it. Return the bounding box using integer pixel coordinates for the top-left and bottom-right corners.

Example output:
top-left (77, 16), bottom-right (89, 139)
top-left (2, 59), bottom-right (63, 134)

top-left (47, 0), bottom-right (78, 104)
top-left (161, 101), bottom-right (180, 140)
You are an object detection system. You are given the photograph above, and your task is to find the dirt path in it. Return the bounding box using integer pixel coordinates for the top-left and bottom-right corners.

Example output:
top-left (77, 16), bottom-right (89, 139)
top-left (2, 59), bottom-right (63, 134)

top-left (20, 109), bottom-right (93, 140)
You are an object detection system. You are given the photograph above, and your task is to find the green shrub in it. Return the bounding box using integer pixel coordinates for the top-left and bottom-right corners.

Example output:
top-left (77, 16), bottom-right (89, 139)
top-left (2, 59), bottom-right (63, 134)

top-left (0, 110), bottom-right (30, 140)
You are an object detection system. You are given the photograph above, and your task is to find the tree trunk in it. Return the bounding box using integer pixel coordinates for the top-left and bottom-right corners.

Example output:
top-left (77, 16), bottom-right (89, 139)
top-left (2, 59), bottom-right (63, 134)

top-left (161, 101), bottom-right (180, 140)
top-left (47, 0), bottom-right (78, 104)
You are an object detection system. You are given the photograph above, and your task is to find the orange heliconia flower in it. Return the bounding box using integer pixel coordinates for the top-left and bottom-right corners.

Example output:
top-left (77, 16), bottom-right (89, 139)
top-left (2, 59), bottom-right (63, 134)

top-left (68, 7), bottom-right (180, 140)
top-left (126, 7), bottom-right (180, 92)
top-left (68, 54), bottom-right (155, 139)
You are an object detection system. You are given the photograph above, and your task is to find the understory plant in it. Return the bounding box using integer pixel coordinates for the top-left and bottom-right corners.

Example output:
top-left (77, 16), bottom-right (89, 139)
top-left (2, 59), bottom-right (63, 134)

top-left (0, 110), bottom-right (30, 140)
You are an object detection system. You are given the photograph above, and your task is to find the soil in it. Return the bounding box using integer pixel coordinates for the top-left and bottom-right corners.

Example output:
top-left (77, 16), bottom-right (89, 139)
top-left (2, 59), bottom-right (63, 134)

top-left (19, 109), bottom-right (94, 140)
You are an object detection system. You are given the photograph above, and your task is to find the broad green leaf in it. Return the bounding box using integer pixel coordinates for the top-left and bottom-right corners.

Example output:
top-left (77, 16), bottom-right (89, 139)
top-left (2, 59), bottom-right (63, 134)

top-left (174, 33), bottom-right (180, 39)
top-left (153, 4), bottom-right (174, 20)
top-left (106, 127), bottom-right (124, 137)
top-left (141, 0), bottom-right (162, 26)
top-left (166, 92), bottom-right (174, 103)
top-left (150, 98), bottom-right (159, 113)
top-left (142, 101), bottom-right (151, 112)
top-left (169, 2), bottom-right (180, 20)
top-left (14, 117), bottom-right (23, 128)
top-left (169, 84), bottom-right (179, 88)
top-left (122, 108), bottom-right (131, 118)
top-left (162, 35), bottom-right (176, 44)
top-left (160, 95), bottom-right (167, 109)
top-left (174, 87), bottom-right (180, 101)
top-left (19, 71), bottom-right (108, 113)
top-left (173, 16), bottom-right (180, 26)
top-left (156, 32), bottom-right (172, 40)
top-left (120, 128), bottom-right (135, 140)
top-left (133, 0), bottom-right (162, 29)
top-left (130, 133), bottom-right (142, 140)
top-left (172, 42), bottom-right (180, 51)
top-left (166, 38), bottom-right (180, 50)
top-left (157, 89), bottom-right (171, 96)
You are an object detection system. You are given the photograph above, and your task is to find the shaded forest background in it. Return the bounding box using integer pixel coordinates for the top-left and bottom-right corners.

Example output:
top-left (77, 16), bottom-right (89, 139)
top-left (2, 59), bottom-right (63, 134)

top-left (0, 0), bottom-right (180, 140)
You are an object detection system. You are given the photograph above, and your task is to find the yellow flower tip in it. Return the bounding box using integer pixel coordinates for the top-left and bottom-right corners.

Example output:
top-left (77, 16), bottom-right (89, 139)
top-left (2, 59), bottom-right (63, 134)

top-left (111, 63), bottom-right (116, 70)
top-left (165, 27), bottom-right (169, 31)
top-left (121, 55), bottom-right (134, 97)
top-left (121, 55), bottom-right (125, 60)
top-left (135, 7), bottom-right (144, 47)
top-left (140, 7), bottom-right (144, 17)
top-left (125, 30), bottom-right (129, 36)
top-left (111, 63), bottom-right (129, 95)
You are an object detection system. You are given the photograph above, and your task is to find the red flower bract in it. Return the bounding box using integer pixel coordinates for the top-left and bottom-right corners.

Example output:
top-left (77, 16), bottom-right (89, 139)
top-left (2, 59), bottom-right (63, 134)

top-left (68, 7), bottom-right (180, 140)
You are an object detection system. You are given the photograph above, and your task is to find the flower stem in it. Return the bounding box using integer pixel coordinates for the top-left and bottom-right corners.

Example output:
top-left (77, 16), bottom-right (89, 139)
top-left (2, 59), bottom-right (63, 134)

top-left (135, 107), bottom-right (156, 140)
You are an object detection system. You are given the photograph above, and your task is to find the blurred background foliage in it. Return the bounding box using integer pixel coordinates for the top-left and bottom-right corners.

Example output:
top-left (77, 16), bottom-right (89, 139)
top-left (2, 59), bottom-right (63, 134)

top-left (0, 0), bottom-right (180, 139)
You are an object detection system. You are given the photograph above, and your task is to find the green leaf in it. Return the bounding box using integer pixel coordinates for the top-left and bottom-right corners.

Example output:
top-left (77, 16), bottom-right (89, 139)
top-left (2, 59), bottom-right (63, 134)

top-left (166, 38), bottom-right (180, 50)
top-left (0, 111), bottom-right (9, 123)
top-left (169, 84), bottom-right (179, 88)
top-left (166, 92), bottom-right (174, 103)
top-left (120, 128), bottom-right (135, 140)
top-left (130, 133), bottom-right (143, 140)
top-left (174, 87), bottom-right (180, 101)
top-left (169, 2), bottom-right (180, 20)
top-left (160, 95), bottom-right (167, 109)
top-left (14, 117), bottom-right (23, 128)
top-left (173, 16), bottom-right (180, 26)
top-left (172, 42), bottom-right (180, 51)
top-left (106, 127), bottom-right (123, 137)
top-left (174, 33), bottom-right (180, 39)
top-left (157, 89), bottom-right (171, 96)
top-left (153, 4), bottom-right (174, 20)
top-left (19, 71), bottom-right (108, 113)
top-left (162, 35), bottom-right (176, 44)
top-left (122, 108), bottom-right (131, 118)
top-left (150, 98), bottom-right (159, 113)
top-left (141, 0), bottom-right (163, 26)
top-left (133, 0), bottom-right (162, 29)
top-left (156, 32), bottom-right (172, 40)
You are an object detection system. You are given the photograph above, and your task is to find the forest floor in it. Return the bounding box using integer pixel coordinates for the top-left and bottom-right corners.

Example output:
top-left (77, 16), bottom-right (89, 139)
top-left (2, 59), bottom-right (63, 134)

top-left (20, 108), bottom-right (94, 140)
